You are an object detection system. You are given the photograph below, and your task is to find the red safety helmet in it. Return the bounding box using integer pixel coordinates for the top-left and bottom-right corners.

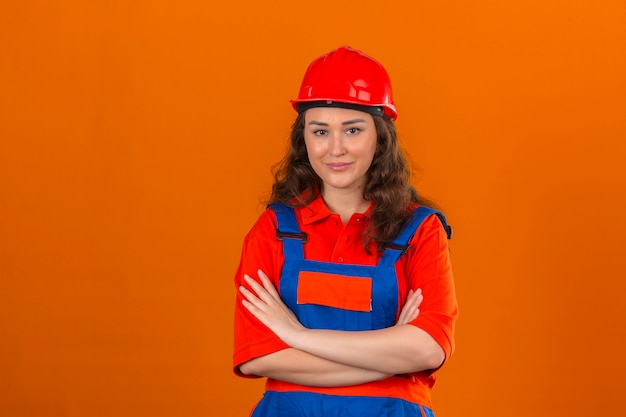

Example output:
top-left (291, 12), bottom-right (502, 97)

top-left (291, 46), bottom-right (398, 121)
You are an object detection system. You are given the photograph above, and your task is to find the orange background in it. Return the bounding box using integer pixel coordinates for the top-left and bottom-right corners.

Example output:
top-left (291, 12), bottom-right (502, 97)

top-left (1, 1), bottom-right (625, 416)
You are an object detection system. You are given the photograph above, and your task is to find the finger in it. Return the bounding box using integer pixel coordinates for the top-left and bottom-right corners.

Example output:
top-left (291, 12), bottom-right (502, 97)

top-left (397, 300), bottom-right (416, 325)
top-left (404, 289), bottom-right (420, 310)
top-left (402, 304), bottom-right (419, 324)
top-left (405, 289), bottom-right (423, 321)
top-left (241, 298), bottom-right (258, 313)
top-left (413, 288), bottom-right (424, 308)
top-left (407, 288), bottom-right (423, 309)
top-left (410, 287), bottom-right (422, 299)
top-left (240, 278), bottom-right (277, 314)
top-left (244, 274), bottom-right (273, 303)
top-left (397, 289), bottom-right (423, 325)
top-left (239, 285), bottom-right (266, 311)
top-left (239, 284), bottom-right (257, 302)
top-left (257, 269), bottom-right (281, 299)
top-left (397, 308), bottom-right (412, 325)
top-left (397, 308), bottom-right (416, 325)
top-left (241, 298), bottom-right (270, 326)
top-left (410, 292), bottom-right (423, 308)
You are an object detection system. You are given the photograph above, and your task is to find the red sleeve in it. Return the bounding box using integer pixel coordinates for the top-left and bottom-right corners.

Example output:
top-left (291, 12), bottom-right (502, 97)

top-left (404, 214), bottom-right (458, 362)
top-left (232, 209), bottom-right (289, 377)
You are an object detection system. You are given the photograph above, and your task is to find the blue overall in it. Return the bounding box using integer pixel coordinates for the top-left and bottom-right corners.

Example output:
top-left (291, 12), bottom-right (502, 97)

top-left (250, 203), bottom-right (451, 417)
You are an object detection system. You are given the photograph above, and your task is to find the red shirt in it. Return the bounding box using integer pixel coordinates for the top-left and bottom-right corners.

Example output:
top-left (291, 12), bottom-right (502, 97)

top-left (233, 197), bottom-right (458, 401)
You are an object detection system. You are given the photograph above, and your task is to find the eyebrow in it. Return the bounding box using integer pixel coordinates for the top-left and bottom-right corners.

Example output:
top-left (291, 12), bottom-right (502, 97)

top-left (307, 118), bottom-right (368, 126)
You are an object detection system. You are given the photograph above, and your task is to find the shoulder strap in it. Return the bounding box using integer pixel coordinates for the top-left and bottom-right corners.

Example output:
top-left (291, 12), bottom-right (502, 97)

top-left (268, 203), bottom-right (306, 260)
top-left (394, 206), bottom-right (452, 245)
top-left (379, 206), bottom-right (452, 266)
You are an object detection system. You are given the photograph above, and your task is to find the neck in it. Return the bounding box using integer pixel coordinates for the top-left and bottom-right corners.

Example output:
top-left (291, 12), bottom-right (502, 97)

top-left (321, 188), bottom-right (370, 224)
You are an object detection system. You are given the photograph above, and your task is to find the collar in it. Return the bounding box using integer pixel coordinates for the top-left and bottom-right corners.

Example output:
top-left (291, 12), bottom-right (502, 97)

top-left (299, 196), bottom-right (373, 225)
top-left (299, 196), bottom-right (333, 225)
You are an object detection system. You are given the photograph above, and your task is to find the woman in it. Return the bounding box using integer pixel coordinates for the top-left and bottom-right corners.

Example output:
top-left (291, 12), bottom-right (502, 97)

top-left (233, 46), bottom-right (458, 417)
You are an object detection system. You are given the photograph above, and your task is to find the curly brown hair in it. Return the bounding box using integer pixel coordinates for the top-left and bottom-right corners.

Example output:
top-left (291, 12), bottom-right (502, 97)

top-left (268, 112), bottom-right (436, 250)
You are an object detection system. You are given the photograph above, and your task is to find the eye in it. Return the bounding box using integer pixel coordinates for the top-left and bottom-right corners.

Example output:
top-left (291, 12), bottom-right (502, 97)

top-left (346, 127), bottom-right (361, 135)
top-left (313, 129), bottom-right (327, 136)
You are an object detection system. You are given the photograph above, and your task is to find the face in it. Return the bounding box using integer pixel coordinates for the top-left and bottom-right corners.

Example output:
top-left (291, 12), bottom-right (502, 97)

top-left (303, 107), bottom-right (377, 196)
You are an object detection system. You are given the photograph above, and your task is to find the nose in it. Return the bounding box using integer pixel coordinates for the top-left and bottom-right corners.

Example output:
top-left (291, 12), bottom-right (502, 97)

top-left (328, 133), bottom-right (345, 157)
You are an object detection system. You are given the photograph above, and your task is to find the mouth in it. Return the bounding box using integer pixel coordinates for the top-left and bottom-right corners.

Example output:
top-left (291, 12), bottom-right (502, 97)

top-left (326, 162), bottom-right (353, 171)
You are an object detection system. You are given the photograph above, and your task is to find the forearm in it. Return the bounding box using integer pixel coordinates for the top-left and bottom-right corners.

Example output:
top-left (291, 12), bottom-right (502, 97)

top-left (288, 324), bottom-right (445, 375)
top-left (240, 270), bottom-right (444, 375)
top-left (238, 348), bottom-right (391, 387)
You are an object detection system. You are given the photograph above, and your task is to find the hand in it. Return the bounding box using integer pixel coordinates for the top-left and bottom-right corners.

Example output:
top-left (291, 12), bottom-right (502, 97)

top-left (395, 288), bottom-right (423, 326)
top-left (239, 269), bottom-right (306, 345)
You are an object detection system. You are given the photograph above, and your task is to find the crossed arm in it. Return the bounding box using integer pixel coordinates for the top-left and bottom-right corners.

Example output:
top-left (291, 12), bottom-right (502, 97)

top-left (237, 269), bottom-right (445, 387)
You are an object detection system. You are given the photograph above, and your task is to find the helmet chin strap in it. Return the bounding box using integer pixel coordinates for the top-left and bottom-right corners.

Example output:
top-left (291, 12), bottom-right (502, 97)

top-left (295, 101), bottom-right (384, 118)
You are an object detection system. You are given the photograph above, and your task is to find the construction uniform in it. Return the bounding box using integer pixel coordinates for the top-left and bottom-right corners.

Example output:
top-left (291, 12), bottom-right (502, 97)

top-left (233, 196), bottom-right (458, 416)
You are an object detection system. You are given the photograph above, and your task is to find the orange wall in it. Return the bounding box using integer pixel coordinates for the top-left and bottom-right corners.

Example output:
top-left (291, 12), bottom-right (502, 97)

top-left (1, 1), bottom-right (625, 416)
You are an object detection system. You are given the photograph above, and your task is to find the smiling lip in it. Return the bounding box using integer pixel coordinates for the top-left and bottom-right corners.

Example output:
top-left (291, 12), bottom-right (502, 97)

top-left (326, 162), bottom-right (352, 171)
